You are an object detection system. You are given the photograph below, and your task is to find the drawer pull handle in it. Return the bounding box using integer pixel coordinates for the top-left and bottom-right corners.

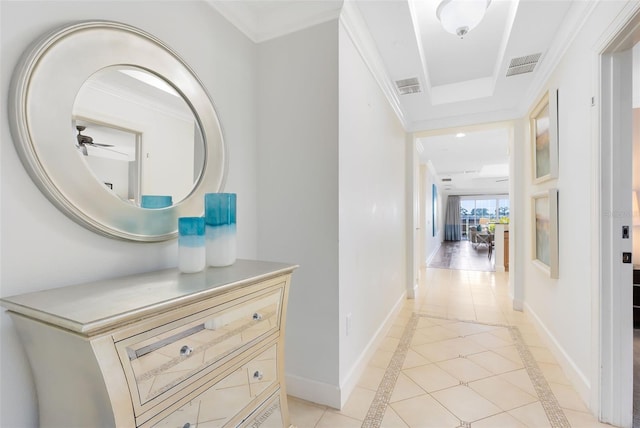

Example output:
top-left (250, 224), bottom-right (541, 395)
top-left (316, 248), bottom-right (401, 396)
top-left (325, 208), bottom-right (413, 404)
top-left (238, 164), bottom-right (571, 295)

top-left (252, 312), bottom-right (263, 321)
top-left (179, 345), bottom-right (193, 356)
top-left (253, 370), bottom-right (263, 381)
top-left (128, 324), bottom-right (204, 360)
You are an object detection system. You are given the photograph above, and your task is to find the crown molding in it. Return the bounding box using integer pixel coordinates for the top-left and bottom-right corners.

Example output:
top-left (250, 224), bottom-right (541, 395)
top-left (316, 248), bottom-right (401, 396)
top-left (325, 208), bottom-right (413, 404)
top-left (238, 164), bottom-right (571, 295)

top-left (519, 0), bottom-right (597, 118)
top-left (206, 0), bottom-right (409, 129)
top-left (339, 1), bottom-right (410, 130)
top-left (205, 1), bottom-right (260, 41)
top-left (207, 0), bottom-right (343, 43)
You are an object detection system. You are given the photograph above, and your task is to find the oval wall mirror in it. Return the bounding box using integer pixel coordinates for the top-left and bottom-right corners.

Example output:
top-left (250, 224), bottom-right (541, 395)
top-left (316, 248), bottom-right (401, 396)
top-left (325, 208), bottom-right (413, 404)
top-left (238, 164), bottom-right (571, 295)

top-left (9, 21), bottom-right (226, 241)
top-left (72, 65), bottom-right (206, 207)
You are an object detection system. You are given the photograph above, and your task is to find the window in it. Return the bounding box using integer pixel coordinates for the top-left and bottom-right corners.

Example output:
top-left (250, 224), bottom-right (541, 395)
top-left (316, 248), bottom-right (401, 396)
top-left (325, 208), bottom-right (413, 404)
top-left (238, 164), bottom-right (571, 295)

top-left (459, 195), bottom-right (509, 238)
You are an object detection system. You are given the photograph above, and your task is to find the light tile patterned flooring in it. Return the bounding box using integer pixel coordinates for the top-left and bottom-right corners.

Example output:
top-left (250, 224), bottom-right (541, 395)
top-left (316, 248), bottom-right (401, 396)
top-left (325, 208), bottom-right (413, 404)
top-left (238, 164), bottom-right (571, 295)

top-left (287, 268), bottom-right (611, 428)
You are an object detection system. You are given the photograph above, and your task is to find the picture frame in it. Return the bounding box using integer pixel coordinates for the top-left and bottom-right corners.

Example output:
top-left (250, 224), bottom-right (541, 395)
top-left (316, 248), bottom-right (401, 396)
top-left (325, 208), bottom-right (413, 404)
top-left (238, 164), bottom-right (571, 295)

top-left (432, 184), bottom-right (438, 237)
top-left (532, 189), bottom-right (559, 278)
top-left (531, 89), bottom-right (559, 183)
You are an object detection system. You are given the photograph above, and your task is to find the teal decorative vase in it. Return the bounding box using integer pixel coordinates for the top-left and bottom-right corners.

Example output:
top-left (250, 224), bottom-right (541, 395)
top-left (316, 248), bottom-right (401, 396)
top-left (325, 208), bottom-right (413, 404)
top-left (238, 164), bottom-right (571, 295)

top-left (204, 193), bottom-right (237, 267)
top-left (178, 217), bottom-right (205, 273)
top-left (141, 195), bottom-right (173, 209)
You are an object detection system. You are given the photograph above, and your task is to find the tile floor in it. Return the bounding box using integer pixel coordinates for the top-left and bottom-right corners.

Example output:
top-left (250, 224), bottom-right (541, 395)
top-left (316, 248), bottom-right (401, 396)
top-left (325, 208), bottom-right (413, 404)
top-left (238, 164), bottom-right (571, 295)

top-left (428, 241), bottom-right (495, 272)
top-left (287, 268), bottom-right (612, 428)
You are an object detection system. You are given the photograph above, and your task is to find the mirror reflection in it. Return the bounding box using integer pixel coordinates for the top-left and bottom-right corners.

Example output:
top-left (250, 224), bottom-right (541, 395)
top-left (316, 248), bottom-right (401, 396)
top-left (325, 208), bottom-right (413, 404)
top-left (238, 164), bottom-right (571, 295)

top-left (72, 66), bottom-right (205, 207)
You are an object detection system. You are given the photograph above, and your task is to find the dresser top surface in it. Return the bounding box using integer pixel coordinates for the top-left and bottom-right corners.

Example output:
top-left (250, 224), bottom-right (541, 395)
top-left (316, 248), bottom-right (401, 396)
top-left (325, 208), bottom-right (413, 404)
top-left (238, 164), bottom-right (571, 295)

top-left (1, 259), bottom-right (297, 335)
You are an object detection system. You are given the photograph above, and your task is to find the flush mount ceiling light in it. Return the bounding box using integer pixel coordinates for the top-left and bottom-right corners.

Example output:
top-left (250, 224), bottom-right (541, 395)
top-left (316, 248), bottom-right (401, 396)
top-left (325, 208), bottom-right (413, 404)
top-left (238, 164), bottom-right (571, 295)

top-left (436, 0), bottom-right (491, 38)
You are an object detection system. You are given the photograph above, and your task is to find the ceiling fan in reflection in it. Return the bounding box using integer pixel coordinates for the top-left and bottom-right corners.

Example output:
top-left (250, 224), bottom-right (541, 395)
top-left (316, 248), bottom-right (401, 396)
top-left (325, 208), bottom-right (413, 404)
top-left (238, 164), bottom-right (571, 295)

top-left (75, 125), bottom-right (126, 156)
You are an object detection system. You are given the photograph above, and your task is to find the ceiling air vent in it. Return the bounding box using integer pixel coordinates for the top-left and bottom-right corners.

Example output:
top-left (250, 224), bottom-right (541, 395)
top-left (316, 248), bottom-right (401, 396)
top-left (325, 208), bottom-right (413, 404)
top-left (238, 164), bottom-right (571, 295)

top-left (506, 53), bottom-right (542, 77)
top-left (395, 77), bottom-right (421, 95)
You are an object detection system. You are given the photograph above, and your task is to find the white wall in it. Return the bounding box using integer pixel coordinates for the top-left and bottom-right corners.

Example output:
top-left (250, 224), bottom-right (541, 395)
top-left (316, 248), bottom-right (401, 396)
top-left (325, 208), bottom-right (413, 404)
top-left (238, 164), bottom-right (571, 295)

top-left (256, 18), bottom-right (407, 408)
top-left (510, 119), bottom-right (526, 308)
top-left (0, 2), bottom-right (258, 426)
top-left (520, 0), bottom-right (632, 407)
top-left (256, 20), bottom-right (341, 403)
top-left (337, 20), bottom-right (406, 401)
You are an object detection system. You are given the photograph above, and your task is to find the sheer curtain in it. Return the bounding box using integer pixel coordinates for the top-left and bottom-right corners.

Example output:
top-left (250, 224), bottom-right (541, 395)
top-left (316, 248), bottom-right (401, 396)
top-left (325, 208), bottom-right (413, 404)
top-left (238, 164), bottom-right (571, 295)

top-left (444, 196), bottom-right (461, 241)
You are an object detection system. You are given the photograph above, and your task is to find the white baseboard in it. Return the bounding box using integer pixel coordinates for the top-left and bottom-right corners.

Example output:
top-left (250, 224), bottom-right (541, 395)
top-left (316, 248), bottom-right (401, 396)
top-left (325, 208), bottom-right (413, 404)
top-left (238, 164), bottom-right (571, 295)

top-left (285, 291), bottom-right (407, 410)
top-left (512, 298), bottom-right (524, 311)
top-left (523, 302), bottom-right (591, 408)
top-left (425, 242), bottom-right (442, 266)
top-left (285, 373), bottom-right (342, 409)
top-left (338, 291), bottom-right (406, 408)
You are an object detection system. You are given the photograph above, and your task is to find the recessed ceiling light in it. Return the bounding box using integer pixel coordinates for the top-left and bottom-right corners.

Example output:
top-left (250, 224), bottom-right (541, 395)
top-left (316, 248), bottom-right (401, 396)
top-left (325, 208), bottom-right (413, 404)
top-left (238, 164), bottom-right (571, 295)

top-left (456, 132), bottom-right (466, 138)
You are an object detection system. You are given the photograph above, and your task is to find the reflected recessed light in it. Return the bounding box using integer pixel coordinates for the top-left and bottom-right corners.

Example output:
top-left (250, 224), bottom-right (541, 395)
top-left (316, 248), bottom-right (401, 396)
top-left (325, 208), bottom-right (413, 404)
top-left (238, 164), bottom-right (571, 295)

top-left (119, 69), bottom-right (180, 97)
top-left (456, 133), bottom-right (466, 138)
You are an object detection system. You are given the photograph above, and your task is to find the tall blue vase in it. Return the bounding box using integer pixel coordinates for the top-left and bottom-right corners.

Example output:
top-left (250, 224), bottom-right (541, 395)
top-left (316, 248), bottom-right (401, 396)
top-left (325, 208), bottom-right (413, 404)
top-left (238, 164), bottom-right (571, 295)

top-left (178, 217), bottom-right (205, 273)
top-left (204, 193), bottom-right (236, 266)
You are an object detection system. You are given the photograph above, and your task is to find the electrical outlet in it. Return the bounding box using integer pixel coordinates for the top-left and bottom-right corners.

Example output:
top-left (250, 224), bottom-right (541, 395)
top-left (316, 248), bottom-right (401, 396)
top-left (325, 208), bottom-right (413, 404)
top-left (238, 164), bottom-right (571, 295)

top-left (346, 313), bottom-right (352, 336)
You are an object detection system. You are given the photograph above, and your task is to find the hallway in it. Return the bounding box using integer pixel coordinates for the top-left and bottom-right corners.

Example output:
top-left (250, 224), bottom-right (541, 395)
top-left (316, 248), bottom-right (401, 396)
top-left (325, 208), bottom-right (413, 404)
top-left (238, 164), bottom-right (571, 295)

top-left (428, 240), bottom-right (495, 272)
top-left (288, 268), bottom-right (608, 427)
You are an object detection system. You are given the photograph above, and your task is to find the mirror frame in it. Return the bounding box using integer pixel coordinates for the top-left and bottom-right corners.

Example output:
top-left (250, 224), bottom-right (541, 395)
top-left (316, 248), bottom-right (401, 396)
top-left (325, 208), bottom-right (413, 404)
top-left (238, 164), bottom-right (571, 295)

top-left (9, 20), bottom-right (227, 242)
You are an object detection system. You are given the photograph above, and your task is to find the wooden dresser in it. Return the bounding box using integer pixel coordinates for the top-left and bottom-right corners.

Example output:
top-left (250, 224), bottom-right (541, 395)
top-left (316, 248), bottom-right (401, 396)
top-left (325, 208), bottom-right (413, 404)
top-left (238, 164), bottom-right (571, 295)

top-left (1, 259), bottom-right (296, 427)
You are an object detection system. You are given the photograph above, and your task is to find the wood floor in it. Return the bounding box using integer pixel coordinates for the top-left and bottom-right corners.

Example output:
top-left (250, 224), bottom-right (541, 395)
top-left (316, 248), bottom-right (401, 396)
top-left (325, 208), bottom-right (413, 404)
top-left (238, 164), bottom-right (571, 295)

top-left (428, 240), bottom-right (495, 272)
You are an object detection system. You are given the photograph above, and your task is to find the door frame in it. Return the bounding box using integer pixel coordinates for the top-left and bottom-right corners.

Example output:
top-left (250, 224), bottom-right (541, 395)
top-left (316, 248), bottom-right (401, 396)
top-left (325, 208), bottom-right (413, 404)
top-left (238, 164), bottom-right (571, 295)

top-left (596, 4), bottom-right (640, 426)
top-left (411, 122), bottom-right (519, 306)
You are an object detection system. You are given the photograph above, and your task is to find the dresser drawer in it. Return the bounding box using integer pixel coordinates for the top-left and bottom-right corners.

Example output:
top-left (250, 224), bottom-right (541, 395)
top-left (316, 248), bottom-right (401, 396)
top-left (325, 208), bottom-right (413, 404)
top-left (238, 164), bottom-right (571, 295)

top-left (237, 390), bottom-right (285, 428)
top-left (149, 344), bottom-right (278, 428)
top-left (116, 286), bottom-right (283, 414)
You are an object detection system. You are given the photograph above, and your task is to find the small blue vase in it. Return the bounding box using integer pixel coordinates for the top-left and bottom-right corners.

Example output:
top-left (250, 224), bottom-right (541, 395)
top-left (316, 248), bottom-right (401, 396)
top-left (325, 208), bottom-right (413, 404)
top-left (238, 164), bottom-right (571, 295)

top-left (204, 193), bottom-right (237, 267)
top-left (178, 217), bottom-right (206, 273)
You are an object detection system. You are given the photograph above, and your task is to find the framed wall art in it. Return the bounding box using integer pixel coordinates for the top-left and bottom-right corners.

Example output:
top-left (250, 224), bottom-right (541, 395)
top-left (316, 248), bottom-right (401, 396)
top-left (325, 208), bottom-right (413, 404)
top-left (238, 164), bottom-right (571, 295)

top-left (532, 189), bottom-right (559, 278)
top-left (432, 184), bottom-right (438, 237)
top-left (531, 89), bottom-right (559, 183)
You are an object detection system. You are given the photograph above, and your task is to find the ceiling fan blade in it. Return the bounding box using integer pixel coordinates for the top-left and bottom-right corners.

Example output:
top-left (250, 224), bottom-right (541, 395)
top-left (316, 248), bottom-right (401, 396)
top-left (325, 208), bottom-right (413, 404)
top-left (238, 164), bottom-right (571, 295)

top-left (91, 145), bottom-right (128, 156)
top-left (76, 126), bottom-right (114, 147)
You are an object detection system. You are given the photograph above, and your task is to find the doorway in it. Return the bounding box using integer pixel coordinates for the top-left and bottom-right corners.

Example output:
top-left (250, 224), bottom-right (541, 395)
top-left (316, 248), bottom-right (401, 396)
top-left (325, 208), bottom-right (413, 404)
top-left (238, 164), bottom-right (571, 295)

top-left (597, 6), bottom-right (640, 427)
top-left (412, 123), bottom-right (516, 289)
